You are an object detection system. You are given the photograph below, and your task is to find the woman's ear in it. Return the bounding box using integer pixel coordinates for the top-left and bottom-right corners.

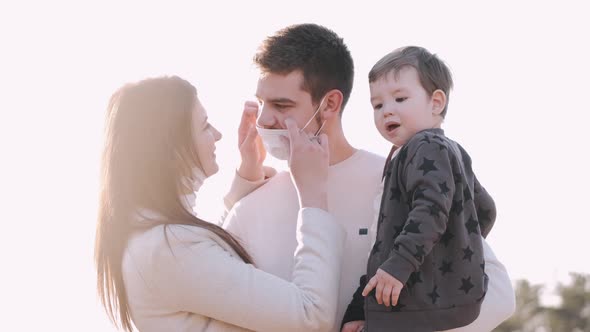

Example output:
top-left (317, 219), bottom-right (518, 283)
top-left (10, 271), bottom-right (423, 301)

top-left (322, 89), bottom-right (344, 120)
top-left (431, 89), bottom-right (446, 116)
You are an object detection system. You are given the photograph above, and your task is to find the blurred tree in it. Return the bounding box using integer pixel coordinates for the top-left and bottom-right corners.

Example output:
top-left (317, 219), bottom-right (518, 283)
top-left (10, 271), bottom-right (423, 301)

top-left (495, 273), bottom-right (590, 332)
top-left (545, 273), bottom-right (590, 332)
top-left (495, 279), bottom-right (547, 332)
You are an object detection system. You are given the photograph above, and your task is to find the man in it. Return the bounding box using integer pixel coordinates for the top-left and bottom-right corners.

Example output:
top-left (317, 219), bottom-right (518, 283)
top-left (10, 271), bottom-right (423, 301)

top-left (225, 24), bottom-right (514, 332)
top-left (224, 23), bottom-right (386, 332)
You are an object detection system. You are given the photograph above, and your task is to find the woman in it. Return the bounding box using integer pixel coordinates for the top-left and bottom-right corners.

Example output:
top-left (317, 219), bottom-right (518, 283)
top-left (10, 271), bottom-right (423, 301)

top-left (95, 76), bottom-right (344, 332)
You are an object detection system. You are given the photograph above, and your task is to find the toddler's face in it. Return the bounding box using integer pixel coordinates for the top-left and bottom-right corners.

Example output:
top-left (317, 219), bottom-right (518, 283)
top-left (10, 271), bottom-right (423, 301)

top-left (370, 66), bottom-right (442, 147)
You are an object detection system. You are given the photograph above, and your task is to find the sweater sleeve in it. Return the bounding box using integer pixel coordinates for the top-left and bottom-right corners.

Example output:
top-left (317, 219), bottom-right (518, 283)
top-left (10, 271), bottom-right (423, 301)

top-left (221, 166), bottom-right (277, 223)
top-left (152, 208), bottom-right (346, 332)
top-left (474, 176), bottom-right (496, 238)
top-left (456, 144), bottom-right (496, 238)
top-left (379, 140), bottom-right (455, 285)
top-left (341, 275), bottom-right (367, 327)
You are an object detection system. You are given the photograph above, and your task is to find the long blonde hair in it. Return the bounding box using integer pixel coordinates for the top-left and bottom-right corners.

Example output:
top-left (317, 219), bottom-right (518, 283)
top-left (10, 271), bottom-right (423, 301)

top-left (95, 76), bottom-right (252, 331)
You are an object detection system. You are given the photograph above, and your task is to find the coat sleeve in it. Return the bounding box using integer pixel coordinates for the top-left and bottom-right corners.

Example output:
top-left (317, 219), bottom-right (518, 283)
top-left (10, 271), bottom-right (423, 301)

top-left (379, 140), bottom-right (455, 285)
top-left (152, 208), bottom-right (346, 332)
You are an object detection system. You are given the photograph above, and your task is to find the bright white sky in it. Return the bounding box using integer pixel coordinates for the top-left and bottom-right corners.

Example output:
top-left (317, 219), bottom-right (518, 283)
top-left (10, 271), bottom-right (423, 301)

top-left (1, 1), bottom-right (588, 330)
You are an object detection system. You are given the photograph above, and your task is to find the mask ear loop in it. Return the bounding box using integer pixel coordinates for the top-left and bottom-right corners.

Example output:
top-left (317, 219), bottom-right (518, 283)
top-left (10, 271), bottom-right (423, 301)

top-left (308, 120), bottom-right (327, 143)
top-left (300, 96), bottom-right (328, 139)
top-left (313, 120), bottom-right (327, 136)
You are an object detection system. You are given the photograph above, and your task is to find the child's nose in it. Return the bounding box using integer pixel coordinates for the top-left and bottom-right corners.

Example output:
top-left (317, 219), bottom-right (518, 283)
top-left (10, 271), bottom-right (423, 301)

top-left (383, 103), bottom-right (395, 116)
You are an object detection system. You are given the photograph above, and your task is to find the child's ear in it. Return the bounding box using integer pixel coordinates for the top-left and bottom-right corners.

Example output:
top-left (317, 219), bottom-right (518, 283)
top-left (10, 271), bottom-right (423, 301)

top-left (322, 89), bottom-right (343, 120)
top-left (431, 89), bottom-right (446, 116)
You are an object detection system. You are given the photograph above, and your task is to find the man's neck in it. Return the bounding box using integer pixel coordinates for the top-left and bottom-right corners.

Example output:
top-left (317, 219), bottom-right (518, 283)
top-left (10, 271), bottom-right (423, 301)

top-left (327, 130), bottom-right (356, 166)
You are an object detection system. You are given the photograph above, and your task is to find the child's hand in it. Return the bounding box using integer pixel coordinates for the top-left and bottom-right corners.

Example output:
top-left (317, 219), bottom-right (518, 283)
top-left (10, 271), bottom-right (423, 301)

top-left (341, 320), bottom-right (365, 332)
top-left (362, 268), bottom-right (404, 306)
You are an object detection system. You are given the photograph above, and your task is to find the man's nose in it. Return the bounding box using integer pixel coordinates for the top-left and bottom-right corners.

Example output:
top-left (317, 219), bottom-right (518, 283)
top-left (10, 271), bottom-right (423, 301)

top-left (256, 104), bottom-right (278, 128)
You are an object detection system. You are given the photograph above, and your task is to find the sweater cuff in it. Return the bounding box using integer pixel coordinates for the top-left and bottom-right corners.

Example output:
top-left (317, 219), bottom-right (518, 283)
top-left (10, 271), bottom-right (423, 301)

top-left (341, 275), bottom-right (367, 328)
top-left (341, 305), bottom-right (365, 327)
top-left (223, 166), bottom-right (277, 212)
top-left (379, 252), bottom-right (415, 285)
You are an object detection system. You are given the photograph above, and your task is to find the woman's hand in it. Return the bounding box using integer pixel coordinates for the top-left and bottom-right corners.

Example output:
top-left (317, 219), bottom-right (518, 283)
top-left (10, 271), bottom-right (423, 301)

top-left (285, 118), bottom-right (329, 210)
top-left (237, 101), bottom-right (266, 181)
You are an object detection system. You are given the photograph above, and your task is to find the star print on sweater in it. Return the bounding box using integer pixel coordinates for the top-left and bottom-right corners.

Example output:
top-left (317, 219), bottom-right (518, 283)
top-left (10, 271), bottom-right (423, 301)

top-left (342, 129), bottom-right (496, 332)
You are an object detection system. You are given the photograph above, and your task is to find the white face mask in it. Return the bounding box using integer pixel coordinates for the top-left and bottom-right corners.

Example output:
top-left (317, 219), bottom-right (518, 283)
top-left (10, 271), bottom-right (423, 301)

top-left (257, 96), bottom-right (327, 160)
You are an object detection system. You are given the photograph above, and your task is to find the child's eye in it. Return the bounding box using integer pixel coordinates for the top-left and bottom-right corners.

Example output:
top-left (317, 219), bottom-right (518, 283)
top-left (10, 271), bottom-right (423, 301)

top-left (275, 104), bottom-right (289, 110)
top-left (395, 97), bottom-right (408, 103)
top-left (373, 103), bottom-right (383, 110)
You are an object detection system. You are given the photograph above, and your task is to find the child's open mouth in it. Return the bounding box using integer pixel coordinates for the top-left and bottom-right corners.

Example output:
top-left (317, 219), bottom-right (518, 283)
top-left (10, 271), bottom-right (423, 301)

top-left (386, 123), bottom-right (400, 132)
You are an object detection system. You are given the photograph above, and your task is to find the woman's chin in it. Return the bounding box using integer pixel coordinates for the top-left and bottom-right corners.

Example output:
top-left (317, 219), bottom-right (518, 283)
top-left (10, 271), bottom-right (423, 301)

top-left (204, 163), bottom-right (220, 178)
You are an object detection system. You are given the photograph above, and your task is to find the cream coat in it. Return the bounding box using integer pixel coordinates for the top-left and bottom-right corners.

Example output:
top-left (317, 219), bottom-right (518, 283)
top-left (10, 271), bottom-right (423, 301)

top-left (123, 208), bottom-right (346, 332)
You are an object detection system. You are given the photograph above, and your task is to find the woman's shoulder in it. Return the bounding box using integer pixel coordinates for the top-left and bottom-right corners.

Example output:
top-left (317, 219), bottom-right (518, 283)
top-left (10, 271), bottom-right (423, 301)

top-left (122, 223), bottom-right (241, 313)
top-left (128, 224), bottom-right (219, 252)
top-left (123, 223), bottom-right (237, 287)
top-left (126, 223), bottom-right (227, 263)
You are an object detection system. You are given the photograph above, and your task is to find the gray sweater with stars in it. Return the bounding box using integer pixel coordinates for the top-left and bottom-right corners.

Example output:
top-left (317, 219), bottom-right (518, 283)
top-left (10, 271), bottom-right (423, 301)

top-left (363, 128), bottom-right (496, 332)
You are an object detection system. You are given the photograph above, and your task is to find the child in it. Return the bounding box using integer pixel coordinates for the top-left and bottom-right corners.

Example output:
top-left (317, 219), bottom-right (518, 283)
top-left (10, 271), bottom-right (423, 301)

top-left (342, 46), bottom-right (500, 332)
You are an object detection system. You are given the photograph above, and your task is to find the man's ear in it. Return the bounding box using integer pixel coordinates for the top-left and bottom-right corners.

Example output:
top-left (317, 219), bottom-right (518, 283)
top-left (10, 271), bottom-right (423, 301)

top-left (431, 89), bottom-right (446, 116)
top-left (321, 89), bottom-right (344, 120)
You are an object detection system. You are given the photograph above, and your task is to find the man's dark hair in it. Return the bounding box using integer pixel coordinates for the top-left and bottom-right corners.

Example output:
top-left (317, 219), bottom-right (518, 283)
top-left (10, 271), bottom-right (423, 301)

top-left (254, 23), bottom-right (354, 114)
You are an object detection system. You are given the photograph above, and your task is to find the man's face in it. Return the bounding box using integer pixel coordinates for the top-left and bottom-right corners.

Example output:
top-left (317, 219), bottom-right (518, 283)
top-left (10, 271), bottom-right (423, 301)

top-left (255, 70), bottom-right (323, 135)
